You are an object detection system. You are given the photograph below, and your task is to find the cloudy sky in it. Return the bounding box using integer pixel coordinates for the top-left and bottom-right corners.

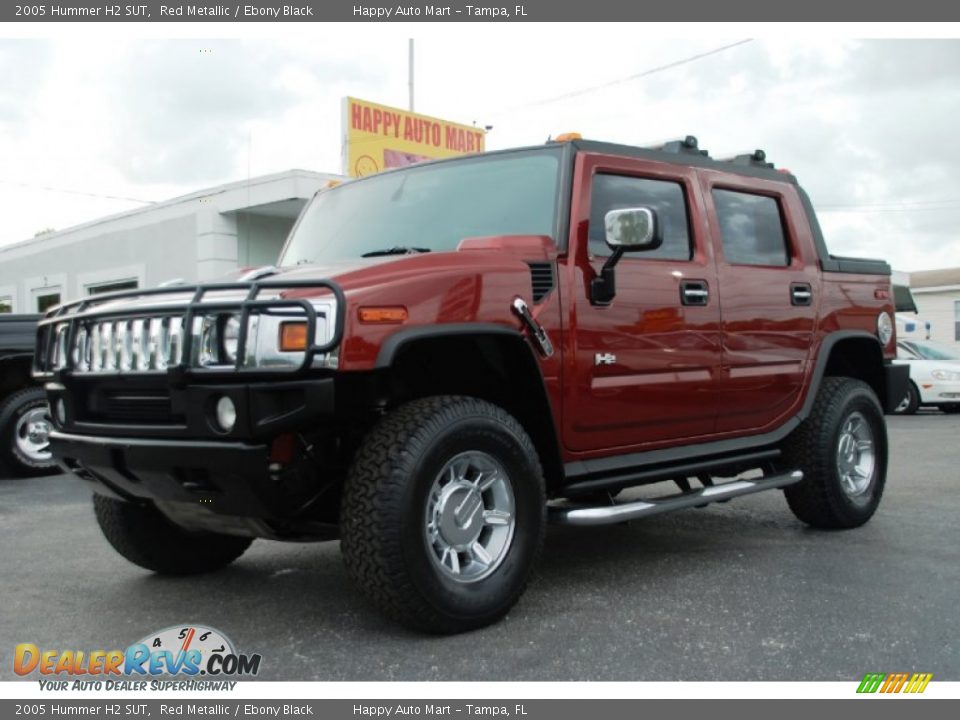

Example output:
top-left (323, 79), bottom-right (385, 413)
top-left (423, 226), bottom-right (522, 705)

top-left (0, 34), bottom-right (958, 272)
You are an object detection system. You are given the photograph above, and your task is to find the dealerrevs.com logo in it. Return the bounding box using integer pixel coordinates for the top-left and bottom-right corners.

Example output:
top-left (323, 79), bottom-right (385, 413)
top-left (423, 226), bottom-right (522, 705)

top-left (14, 624), bottom-right (261, 691)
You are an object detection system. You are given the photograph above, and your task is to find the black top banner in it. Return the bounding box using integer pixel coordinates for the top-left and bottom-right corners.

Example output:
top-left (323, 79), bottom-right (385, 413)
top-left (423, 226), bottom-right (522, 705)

top-left (4, 0), bottom-right (960, 22)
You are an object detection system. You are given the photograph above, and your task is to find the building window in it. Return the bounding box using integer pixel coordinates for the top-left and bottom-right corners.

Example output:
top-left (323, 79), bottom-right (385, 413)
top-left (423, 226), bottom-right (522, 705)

top-left (955, 300), bottom-right (960, 342)
top-left (87, 280), bottom-right (138, 296)
top-left (713, 189), bottom-right (790, 267)
top-left (36, 293), bottom-right (61, 313)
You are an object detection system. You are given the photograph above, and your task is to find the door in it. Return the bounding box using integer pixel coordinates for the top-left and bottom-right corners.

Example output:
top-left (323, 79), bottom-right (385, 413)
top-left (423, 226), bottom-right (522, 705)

top-left (564, 153), bottom-right (722, 453)
top-left (700, 172), bottom-right (819, 433)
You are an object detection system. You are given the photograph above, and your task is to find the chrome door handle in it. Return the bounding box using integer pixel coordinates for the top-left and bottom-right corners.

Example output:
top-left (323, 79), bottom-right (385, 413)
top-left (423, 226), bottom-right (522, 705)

top-left (680, 281), bottom-right (709, 306)
top-left (791, 283), bottom-right (813, 306)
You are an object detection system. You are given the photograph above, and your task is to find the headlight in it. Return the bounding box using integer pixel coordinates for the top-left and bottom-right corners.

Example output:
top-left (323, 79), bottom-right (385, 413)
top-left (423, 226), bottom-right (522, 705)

top-left (931, 369), bottom-right (960, 382)
top-left (877, 312), bottom-right (893, 347)
top-left (220, 314), bottom-right (242, 363)
top-left (198, 315), bottom-right (219, 366)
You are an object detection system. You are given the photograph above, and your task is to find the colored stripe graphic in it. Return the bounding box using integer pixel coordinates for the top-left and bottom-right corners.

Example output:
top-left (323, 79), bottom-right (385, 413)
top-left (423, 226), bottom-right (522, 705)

top-left (857, 672), bottom-right (932, 694)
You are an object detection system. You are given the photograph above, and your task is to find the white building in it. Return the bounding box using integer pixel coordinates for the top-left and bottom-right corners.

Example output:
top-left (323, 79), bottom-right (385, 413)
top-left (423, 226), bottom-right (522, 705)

top-left (0, 169), bottom-right (339, 314)
top-left (909, 267), bottom-right (960, 348)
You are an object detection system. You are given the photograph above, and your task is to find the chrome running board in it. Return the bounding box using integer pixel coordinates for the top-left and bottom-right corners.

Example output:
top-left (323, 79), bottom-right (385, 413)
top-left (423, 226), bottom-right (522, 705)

top-left (549, 470), bottom-right (803, 526)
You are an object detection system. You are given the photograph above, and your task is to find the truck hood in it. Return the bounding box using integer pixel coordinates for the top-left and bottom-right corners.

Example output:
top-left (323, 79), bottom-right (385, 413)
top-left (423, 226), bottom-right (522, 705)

top-left (66, 248), bottom-right (542, 318)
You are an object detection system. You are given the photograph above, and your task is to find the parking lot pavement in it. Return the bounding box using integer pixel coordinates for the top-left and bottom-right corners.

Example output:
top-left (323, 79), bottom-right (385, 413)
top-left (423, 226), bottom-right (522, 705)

top-left (1, 413), bottom-right (958, 682)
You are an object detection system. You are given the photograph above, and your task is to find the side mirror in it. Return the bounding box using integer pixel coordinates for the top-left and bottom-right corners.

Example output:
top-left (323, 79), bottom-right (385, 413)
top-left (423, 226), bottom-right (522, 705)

top-left (592, 207), bottom-right (661, 305)
top-left (604, 207), bottom-right (662, 252)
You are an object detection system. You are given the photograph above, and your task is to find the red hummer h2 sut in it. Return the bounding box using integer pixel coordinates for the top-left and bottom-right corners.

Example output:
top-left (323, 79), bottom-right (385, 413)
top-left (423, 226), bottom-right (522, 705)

top-left (35, 136), bottom-right (908, 633)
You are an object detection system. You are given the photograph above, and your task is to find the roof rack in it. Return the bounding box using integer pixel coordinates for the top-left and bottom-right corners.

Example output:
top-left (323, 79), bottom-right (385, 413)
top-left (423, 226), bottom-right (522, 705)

top-left (645, 135), bottom-right (709, 158)
top-left (718, 149), bottom-right (774, 170)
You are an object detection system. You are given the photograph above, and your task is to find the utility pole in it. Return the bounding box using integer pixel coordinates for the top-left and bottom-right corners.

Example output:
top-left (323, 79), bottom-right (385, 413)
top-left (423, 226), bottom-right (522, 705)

top-left (408, 39), bottom-right (415, 112)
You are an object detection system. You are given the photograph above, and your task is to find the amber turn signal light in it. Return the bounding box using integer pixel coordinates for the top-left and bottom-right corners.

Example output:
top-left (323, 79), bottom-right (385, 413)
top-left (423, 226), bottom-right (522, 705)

top-left (358, 307), bottom-right (408, 323)
top-left (279, 322), bottom-right (308, 351)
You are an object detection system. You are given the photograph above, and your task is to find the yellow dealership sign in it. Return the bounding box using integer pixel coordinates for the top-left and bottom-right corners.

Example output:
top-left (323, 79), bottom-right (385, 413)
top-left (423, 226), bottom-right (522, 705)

top-left (342, 97), bottom-right (486, 178)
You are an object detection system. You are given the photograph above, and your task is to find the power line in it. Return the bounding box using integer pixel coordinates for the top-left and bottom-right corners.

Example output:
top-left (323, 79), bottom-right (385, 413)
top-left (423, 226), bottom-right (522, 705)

top-left (817, 197), bottom-right (960, 210)
top-left (817, 200), bottom-right (960, 214)
top-left (497, 39), bottom-right (755, 113)
top-left (0, 179), bottom-right (156, 205)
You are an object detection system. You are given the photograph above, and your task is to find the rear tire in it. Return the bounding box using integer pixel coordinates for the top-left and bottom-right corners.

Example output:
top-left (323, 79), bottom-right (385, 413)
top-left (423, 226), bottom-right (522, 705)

top-left (340, 396), bottom-right (546, 634)
top-left (0, 387), bottom-right (58, 477)
top-left (93, 495), bottom-right (252, 574)
top-left (892, 381), bottom-right (920, 415)
top-left (781, 377), bottom-right (887, 529)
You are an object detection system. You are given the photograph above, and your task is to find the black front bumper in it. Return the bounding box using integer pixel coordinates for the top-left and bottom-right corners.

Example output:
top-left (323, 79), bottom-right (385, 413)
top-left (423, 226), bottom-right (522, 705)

top-left (47, 376), bottom-right (334, 441)
top-left (51, 431), bottom-right (271, 514)
top-left (47, 376), bottom-right (341, 537)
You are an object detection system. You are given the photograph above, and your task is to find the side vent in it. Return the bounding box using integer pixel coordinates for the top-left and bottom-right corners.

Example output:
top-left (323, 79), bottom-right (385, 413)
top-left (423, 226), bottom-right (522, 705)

top-left (527, 262), bottom-right (555, 303)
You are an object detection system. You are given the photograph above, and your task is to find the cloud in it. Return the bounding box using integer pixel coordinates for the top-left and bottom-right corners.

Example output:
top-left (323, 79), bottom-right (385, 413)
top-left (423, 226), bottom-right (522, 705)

top-left (102, 40), bottom-right (378, 184)
top-left (0, 40), bottom-right (53, 126)
top-left (0, 36), bottom-right (958, 271)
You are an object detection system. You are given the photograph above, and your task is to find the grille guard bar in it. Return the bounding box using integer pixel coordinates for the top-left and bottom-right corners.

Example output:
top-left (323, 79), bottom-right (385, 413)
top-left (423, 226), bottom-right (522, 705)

top-left (34, 278), bottom-right (346, 380)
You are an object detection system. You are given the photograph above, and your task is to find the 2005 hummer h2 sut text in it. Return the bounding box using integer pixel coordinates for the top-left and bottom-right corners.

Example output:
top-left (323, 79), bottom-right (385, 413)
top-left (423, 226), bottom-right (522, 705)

top-left (35, 136), bottom-right (908, 633)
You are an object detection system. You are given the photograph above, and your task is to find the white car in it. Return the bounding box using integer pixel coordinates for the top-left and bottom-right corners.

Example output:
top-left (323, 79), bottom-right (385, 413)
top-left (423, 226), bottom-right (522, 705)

top-left (893, 339), bottom-right (960, 415)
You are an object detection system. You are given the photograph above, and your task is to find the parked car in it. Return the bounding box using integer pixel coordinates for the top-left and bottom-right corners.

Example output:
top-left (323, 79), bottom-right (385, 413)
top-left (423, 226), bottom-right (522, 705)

top-left (893, 339), bottom-right (960, 414)
top-left (0, 314), bottom-right (57, 476)
top-left (34, 136), bottom-right (906, 632)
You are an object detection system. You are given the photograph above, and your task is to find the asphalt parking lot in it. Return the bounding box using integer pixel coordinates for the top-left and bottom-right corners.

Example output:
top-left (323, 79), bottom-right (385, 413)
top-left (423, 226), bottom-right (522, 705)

top-left (1, 413), bottom-right (958, 682)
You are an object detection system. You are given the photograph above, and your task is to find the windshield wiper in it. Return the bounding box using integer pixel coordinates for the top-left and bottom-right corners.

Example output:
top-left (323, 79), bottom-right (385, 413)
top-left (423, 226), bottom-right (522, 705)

top-left (361, 246), bottom-right (431, 258)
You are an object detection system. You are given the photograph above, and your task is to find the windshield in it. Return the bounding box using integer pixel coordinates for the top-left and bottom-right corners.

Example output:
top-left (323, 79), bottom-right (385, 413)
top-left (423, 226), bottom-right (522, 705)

top-left (280, 148), bottom-right (563, 265)
top-left (901, 340), bottom-right (960, 361)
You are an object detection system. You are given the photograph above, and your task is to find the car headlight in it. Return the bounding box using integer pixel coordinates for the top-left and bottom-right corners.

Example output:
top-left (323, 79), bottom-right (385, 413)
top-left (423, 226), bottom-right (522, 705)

top-left (197, 316), bottom-right (219, 367)
top-left (931, 369), bottom-right (960, 381)
top-left (220, 314), bottom-right (242, 363)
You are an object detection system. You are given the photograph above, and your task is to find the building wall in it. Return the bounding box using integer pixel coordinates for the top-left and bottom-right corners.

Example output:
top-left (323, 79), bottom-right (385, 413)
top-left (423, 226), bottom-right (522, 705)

top-left (0, 215), bottom-right (196, 313)
top-left (0, 170), bottom-right (338, 314)
top-left (912, 289), bottom-right (960, 347)
top-left (235, 213), bottom-right (295, 268)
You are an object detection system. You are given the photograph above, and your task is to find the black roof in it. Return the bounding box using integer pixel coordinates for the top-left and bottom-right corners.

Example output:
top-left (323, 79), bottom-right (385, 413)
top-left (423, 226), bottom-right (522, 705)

top-left (569, 137), bottom-right (798, 184)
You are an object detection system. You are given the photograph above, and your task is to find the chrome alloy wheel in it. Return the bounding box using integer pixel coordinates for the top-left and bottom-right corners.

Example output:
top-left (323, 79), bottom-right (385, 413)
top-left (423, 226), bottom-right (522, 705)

top-left (15, 406), bottom-right (53, 464)
top-left (425, 451), bottom-right (516, 583)
top-left (836, 411), bottom-right (876, 498)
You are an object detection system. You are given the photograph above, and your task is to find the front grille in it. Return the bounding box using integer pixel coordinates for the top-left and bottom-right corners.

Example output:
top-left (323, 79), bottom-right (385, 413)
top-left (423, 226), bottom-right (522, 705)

top-left (78, 316), bottom-right (186, 373)
top-left (33, 278), bottom-right (345, 379)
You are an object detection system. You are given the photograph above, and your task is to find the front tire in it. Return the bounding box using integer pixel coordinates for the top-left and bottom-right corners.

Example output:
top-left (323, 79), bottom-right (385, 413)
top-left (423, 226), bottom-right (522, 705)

top-left (0, 387), bottom-right (58, 477)
top-left (892, 381), bottom-right (920, 415)
top-left (340, 396), bottom-right (546, 633)
top-left (781, 377), bottom-right (888, 529)
top-left (93, 496), bottom-right (252, 575)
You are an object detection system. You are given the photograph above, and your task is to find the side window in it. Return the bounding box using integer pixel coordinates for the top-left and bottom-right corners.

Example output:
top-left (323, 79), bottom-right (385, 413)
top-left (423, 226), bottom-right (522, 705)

top-left (713, 189), bottom-right (790, 267)
top-left (588, 174), bottom-right (691, 261)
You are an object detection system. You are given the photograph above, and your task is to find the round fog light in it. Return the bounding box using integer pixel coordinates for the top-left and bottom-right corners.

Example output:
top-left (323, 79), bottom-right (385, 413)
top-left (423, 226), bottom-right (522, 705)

top-left (215, 396), bottom-right (237, 432)
top-left (55, 399), bottom-right (66, 425)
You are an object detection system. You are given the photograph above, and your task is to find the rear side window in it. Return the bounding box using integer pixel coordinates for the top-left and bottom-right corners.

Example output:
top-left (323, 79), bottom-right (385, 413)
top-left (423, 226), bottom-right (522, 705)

top-left (588, 174), bottom-right (692, 261)
top-left (713, 189), bottom-right (790, 267)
